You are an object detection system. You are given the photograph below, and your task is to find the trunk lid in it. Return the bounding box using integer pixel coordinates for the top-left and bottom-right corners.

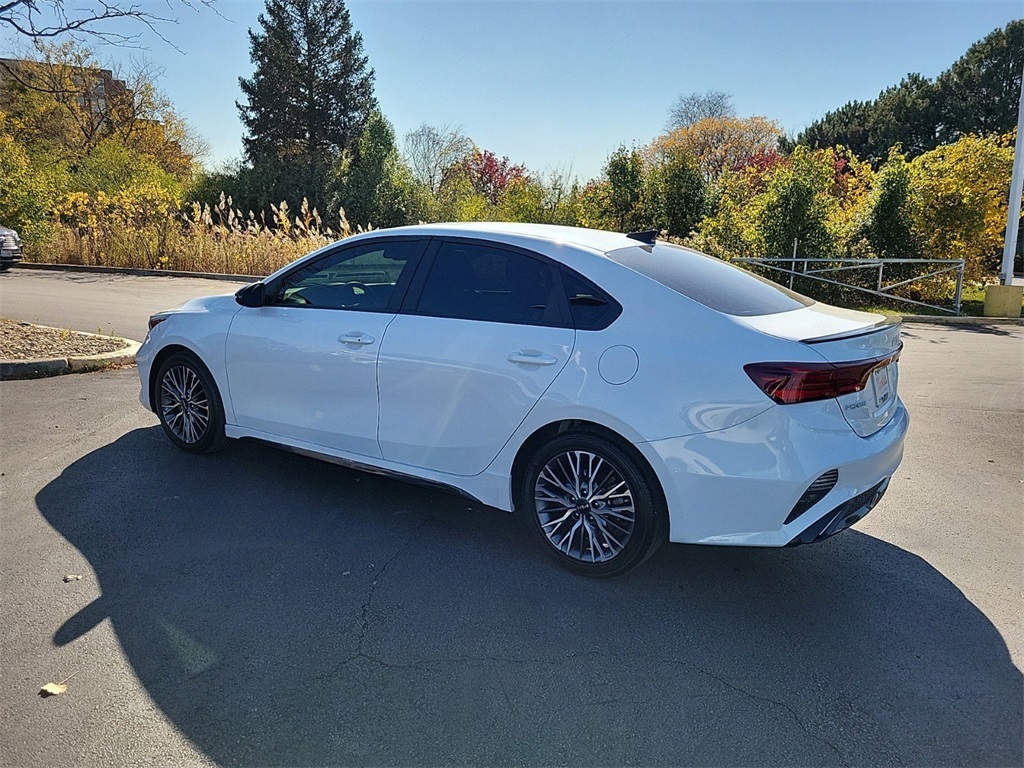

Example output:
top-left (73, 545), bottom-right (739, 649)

top-left (736, 304), bottom-right (902, 437)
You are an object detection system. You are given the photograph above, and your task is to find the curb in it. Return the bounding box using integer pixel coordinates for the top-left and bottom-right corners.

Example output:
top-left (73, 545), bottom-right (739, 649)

top-left (1, 325), bottom-right (141, 381)
top-left (11, 261), bottom-right (261, 282)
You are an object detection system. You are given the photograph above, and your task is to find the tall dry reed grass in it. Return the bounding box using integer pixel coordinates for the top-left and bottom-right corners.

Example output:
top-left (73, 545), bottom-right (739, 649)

top-left (28, 194), bottom-right (369, 276)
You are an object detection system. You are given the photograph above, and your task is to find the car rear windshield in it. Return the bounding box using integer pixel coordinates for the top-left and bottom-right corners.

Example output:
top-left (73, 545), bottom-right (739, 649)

top-left (606, 243), bottom-right (814, 316)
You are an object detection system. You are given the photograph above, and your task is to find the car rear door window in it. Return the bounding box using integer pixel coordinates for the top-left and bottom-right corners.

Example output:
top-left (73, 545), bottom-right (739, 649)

top-left (606, 243), bottom-right (814, 316)
top-left (414, 241), bottom-right (566, 326)
top-left (273, 239), bottom-right (425, 312)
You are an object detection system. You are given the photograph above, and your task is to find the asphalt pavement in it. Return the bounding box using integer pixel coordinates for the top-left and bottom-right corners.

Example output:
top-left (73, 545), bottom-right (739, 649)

top-left (0, 268), bottom-right (251, 341)
top-left (1, 270), bottom-right (1021, 767)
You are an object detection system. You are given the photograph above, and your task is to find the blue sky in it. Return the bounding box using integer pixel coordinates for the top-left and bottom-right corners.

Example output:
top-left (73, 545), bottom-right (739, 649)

top-left (2, 1), bottom-right (1020, 180)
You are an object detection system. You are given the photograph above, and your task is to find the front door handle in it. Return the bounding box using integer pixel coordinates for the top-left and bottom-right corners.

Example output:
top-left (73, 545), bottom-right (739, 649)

top-left (339, 332), bottom-right (375, 345)
top-left (507, 351), bottom-right (558, 366)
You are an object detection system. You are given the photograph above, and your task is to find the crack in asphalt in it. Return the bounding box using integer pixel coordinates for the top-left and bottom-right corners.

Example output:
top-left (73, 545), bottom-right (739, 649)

top-left (312, 516), bottom-right (434, 679)
top-left (356, 516), bottom-right (434, 656)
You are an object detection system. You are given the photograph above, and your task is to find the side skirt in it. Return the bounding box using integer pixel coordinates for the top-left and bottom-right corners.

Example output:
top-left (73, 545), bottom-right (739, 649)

top-left (239, 436), bottom-right (492, 508)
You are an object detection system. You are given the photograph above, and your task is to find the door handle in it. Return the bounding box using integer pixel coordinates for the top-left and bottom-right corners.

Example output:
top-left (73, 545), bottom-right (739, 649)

top-left (507, 351), bottom-right (558, 366)
top-left (339, 332), bottom-right (375, 345)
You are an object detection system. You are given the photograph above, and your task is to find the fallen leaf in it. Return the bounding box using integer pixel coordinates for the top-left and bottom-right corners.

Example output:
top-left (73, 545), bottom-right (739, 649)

top-left (62, 574), bottom-right (82, 583)
top-left (39, 671), bottom-right (77, 698)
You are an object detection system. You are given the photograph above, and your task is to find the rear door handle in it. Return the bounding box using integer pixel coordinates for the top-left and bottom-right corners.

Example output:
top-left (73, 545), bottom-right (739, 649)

top-left (339, 332), bottom-right (375, 345)
top-left (507, 351), bottom-right (558, 366)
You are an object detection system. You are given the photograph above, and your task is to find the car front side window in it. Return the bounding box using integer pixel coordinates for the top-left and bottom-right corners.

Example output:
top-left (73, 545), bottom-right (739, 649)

top-left (273, 240), bottom-right (425, 312)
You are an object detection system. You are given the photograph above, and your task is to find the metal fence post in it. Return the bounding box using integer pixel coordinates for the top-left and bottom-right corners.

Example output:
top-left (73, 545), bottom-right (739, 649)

top-left (789, 238), bottom-right (796, 289)
top-left (954, 261), bottom-right (964, 316)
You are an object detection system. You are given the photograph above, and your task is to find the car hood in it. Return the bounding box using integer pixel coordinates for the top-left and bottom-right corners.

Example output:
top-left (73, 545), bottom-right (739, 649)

top-left (167, 292), bottom-right (239, 315)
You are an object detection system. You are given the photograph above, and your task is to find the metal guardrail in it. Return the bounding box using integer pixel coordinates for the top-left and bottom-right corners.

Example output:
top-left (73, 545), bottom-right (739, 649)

top-left (733, 257), bottom-right (966, 315)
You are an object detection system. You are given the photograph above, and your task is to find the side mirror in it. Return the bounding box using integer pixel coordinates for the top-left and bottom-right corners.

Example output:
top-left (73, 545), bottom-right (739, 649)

top-left (235, 282), bottom-right (266, 308)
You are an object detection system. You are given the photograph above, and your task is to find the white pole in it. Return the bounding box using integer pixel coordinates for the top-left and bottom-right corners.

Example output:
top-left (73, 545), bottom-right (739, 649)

top-left (1000, 65), bottom-right (1024, 286)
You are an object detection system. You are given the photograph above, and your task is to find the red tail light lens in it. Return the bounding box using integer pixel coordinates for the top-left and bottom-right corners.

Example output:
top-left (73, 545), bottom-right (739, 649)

top-left (148, 315), bottom-right (168, 331)
top-left (744, 350), bottom-right (900, 405)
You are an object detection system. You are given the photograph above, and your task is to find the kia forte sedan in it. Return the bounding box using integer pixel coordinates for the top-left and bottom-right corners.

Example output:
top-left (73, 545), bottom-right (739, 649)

top-left (138, 223), bottom-right (908, 576)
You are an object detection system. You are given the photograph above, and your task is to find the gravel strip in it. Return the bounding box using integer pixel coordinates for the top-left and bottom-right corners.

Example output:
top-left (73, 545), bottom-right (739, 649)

top-left (0, 317), bottom-right (128, 360)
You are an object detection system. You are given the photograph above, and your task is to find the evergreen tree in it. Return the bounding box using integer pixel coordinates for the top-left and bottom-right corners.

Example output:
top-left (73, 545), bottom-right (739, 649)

top-left (237, 0), bottom-right (376, 212)
top-left (860, 148), bottom-right (921, 259)
top-left (333, 111), bottom-right (414, 228)
top-left (935, 19), bottom-right (1024, 142)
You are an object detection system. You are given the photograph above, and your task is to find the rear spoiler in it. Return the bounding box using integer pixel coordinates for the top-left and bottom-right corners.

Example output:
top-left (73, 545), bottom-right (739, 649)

top-left (801, 316), bottom-right (901, 345)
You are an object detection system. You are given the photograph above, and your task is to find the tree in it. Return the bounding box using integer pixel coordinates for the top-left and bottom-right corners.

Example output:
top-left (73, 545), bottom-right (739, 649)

top-left (403, 123), bottom-right (473, 195)
top-left (753, 146), bottom-right (835, 261)
top-left (0, 127), bottom-right (55, 244)
top-left (652, 115), bottom-right (782, 183)
top-left (460, 149), bottom-right (527, 205)
top-left (797, 100), bottom-right (873, 159)
top-left (604, 145), bottom-right (644, 230)
top-left (935, 20), bottom-right (1024, 143)
top-left (859, 147), bottom-right (920, 259)
top-left (0, 0), bottom-right (215, 45)
top-left (237, 0), bottom-right (376, 211)
top-left (1, 42), bottom-right (205, 175)
top-left (641, 146), bottom-right (705, 238)
top-left (908, 133), bottom-right (1015, 281)
top-left (666, 90), bottom-right (734, 131)
top-left (866, 74), bottom-right (937, 161)
top-left (333, 111), bottom-right (415, 228)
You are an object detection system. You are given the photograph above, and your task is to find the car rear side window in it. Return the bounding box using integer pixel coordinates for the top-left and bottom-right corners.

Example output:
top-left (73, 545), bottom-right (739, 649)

top-left (414, 241), bottom-right (566, 326)
top-left (561, 269), bottom-right (621, 330)
top-left (606, 243), bottom-right (814, 316)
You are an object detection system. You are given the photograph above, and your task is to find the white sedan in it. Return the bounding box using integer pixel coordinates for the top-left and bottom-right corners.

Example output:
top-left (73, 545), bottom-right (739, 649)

top-left (137, 223), bottom-right (908, 576)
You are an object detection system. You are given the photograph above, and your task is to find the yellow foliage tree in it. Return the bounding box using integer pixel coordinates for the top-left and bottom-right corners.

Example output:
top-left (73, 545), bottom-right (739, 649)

top-left (908, 133), bottom-right (1015, 281)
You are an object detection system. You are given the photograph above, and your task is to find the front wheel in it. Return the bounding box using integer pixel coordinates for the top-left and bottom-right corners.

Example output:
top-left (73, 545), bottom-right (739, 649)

top-left (520, 432), bottom-right (667, 577)
top-left (155, 352), bottom-right (228, 454)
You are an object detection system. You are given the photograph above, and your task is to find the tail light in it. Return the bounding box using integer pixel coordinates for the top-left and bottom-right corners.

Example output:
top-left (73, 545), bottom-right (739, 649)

top-left (148, 315), bottom-right (168, 330)
top-left (744, 350), bottom-right (900, 405)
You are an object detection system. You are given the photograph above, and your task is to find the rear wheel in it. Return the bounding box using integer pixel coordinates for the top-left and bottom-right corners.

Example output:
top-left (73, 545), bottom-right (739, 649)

top-left (520, 432), bottom-right (666, 577)
top-left (155, 352), bottom-right (228, 454)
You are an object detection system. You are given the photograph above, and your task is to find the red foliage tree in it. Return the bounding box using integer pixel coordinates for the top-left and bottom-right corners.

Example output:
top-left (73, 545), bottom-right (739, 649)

top-left (463, 149), bottom-right (527, 204)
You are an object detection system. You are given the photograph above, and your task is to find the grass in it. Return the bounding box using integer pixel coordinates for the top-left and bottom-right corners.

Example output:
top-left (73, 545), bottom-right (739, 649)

top-left (854, 285), bottom-right (1022, 318)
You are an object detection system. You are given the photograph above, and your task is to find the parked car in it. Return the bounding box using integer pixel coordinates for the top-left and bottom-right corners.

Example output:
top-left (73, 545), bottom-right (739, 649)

top-left (137, 223), bottom-right (908, 576)
top-left (0, 225), bottom-right (23, 271)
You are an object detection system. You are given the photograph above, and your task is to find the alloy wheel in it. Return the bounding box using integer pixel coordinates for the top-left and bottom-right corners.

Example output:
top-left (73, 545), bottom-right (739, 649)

top-left (160, 365), bottom-right (210, 444)
top-left (533, 450), bottom-right (636, 563)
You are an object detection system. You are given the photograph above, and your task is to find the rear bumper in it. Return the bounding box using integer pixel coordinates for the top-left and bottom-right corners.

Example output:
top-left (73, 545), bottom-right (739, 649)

top-left (637, 398), bottom-right (908, 547)
top-left (785, 478), bottom-right (889, 546)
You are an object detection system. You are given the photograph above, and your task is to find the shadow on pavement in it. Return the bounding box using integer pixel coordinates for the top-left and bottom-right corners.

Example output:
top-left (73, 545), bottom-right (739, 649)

top-left (37, 428), bottom-right (1022, 766)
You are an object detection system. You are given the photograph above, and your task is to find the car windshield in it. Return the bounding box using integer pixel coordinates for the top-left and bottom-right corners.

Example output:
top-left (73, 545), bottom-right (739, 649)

top-left (606, 243), bottom-right (814, 317)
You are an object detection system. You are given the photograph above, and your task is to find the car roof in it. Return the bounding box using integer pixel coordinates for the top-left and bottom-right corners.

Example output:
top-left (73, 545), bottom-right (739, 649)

top-left (353, 222), bottom-right (640, 256)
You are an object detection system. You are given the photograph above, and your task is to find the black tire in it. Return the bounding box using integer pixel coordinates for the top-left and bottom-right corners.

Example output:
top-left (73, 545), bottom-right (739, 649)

top-left (154, 351), bottom-right (228, 454)
top-left (0, 262), bottom-right (11, 272)
top-left (519, 431), bottom-right (667, 577)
